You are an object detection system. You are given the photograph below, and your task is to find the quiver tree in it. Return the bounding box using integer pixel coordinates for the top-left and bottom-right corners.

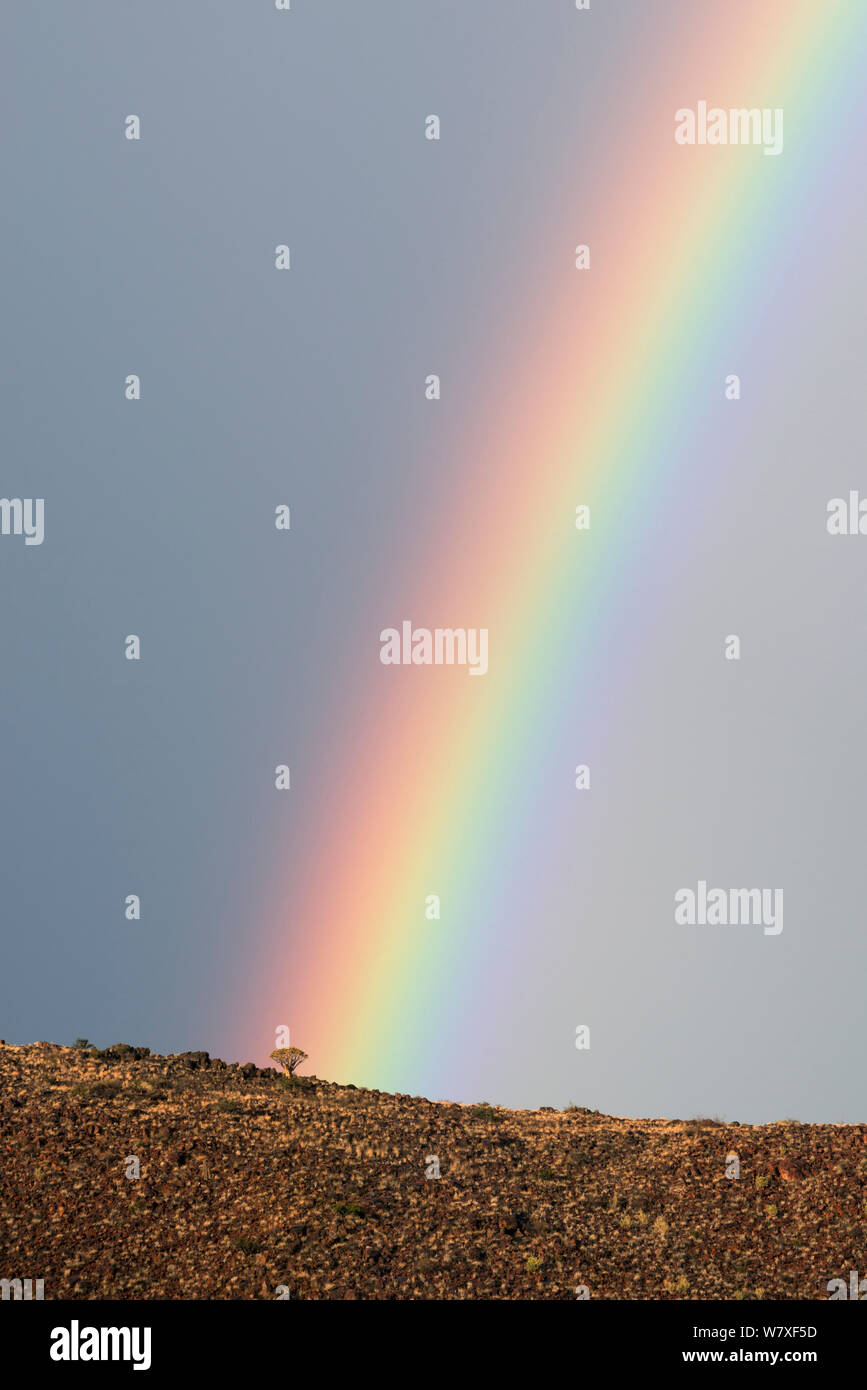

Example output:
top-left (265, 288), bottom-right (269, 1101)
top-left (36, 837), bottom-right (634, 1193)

top-left (269, 1046), bottom-right (308, 1077)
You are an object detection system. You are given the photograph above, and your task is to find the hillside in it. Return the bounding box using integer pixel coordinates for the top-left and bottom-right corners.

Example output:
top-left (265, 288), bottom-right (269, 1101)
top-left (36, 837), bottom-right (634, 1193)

top-left (0, 1041), bottom-right (862, 1300)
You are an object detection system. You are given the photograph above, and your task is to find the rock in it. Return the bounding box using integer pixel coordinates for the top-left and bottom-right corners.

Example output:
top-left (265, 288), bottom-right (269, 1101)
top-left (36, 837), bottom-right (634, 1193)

top-left (2, 1037), bottom-right (861, 1301)
top-left (177, 1051), bottom-right (210, 1070)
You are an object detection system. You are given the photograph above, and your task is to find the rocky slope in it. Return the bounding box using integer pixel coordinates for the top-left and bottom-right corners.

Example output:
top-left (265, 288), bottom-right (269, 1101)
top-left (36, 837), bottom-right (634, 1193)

top-left (0, 1041), bottom-right (863, 1299)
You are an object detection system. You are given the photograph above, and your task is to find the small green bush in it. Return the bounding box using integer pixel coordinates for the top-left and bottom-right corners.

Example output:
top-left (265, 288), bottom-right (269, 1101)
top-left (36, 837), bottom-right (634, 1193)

top-left (470, 1103), bottom-right (503, 1123)
top-left (234, 1236), bottom-right (262, 1255)
top-left (334, 1201), bottom-right (367, 1218)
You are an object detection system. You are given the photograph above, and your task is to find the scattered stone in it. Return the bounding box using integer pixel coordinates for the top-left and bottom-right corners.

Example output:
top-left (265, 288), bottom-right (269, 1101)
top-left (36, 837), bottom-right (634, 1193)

top-left (0, 1041), bottom-right (861, 1300)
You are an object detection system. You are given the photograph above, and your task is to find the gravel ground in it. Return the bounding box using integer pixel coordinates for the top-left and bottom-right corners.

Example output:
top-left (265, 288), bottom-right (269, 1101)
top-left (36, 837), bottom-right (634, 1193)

top-left (1, 1041), bottom-right (863, 1300)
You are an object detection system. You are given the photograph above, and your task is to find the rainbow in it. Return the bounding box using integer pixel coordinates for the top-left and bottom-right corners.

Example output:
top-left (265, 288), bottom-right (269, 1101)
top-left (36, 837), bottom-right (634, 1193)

top-left (251, 1), bottom-right (867, 1097)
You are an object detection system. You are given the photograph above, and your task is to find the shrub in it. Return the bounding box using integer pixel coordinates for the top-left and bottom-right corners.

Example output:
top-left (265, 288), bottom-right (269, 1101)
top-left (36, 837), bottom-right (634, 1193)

top-left (71, 1080), bottom-right (122, 1099)
top-left (684, 1115), bottom-right (725, 1135)
top-left (470, 1103), bottom-right (503, 1123)
top-left (234, 1236), bottom-right (262, 1255)
top-left (275, 1071), bottom-right (314, 1094)
top-left (665, 1275), bottom-right (690, 1296)
top-left (334, 1201), bottom-right (367, 1218)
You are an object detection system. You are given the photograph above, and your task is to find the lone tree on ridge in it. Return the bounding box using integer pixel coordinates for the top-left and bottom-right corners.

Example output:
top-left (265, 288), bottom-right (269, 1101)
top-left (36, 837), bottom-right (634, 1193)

top-left (269, 1046), bottom-right (308, 1077)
